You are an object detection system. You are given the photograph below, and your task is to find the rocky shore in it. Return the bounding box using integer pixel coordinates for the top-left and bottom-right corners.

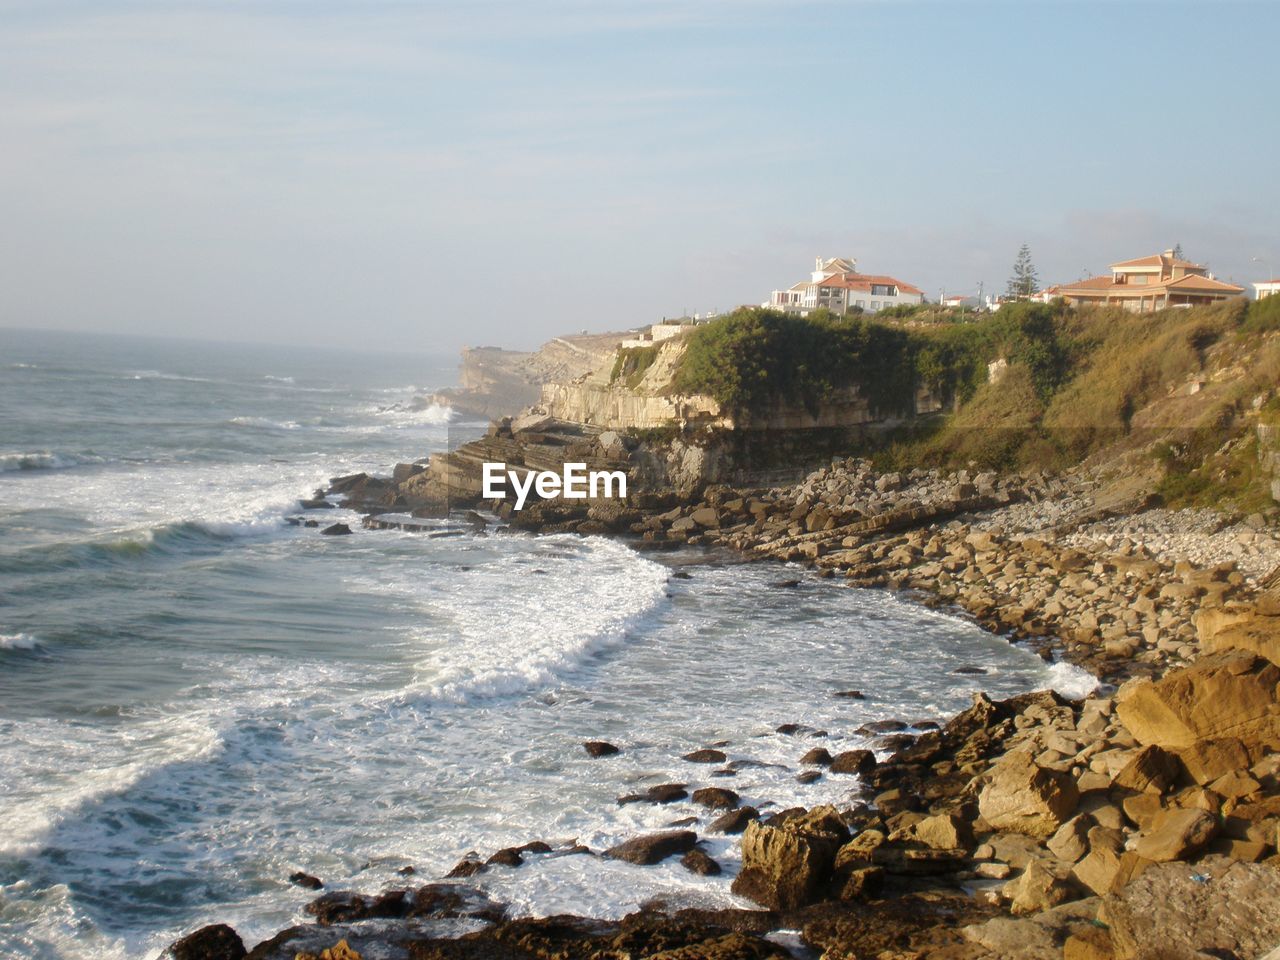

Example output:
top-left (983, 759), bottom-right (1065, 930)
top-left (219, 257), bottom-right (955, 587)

top-left (168, 456), bottom-right (1280, 960)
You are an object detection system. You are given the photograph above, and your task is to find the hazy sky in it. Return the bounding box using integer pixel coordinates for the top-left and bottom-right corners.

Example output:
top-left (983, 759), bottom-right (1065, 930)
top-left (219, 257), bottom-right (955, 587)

top-left (2, 1), bottom-right (1277, 354)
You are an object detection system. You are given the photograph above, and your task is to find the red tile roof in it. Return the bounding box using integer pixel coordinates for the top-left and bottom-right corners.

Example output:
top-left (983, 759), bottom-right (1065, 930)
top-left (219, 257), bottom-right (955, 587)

top-left (817, 272), bottom-right (924, 296)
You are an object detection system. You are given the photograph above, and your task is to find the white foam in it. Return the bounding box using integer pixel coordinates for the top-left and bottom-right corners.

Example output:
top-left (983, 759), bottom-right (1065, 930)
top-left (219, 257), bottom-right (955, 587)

top-left (1043, 660), bottom-right (1101, 700)
top-left (0, 632), bottom-right (39, 650)
top-left (0, 451), bottom-right (104, 473)
top-left (227, 416), bottom-right (302, 430)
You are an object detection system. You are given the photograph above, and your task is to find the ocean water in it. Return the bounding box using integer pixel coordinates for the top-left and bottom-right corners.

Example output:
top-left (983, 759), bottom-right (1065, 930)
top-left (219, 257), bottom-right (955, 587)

top-left (0, 328), bottom-right (1095, 959)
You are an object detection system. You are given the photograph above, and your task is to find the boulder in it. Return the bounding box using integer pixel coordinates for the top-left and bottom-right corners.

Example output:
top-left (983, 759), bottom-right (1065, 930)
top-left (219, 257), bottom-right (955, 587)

top-left (1003, 858), bottom-right (1080, 916)
top-left (912, 813), bottom-right (974, 851)
top-left (682, 748), bottom-right (728, 764)
top-left (731, 805), bottom-right (849, 909)
top-left (828, 750), bottom-right (876, 775)
top-left (1132, 807), bottom-right (1217, 862)
top-left (1177, 737), bottom-right (1250, 785)
top-left (163, 925), bottom-right (246, 960)
top-left (320, 523), bottom-right (352, 536)
top-left (680, 849), bottom-right (722, 876)
top-left (603, 830), bottom-right (697, 865)
top-left (1111, 745), bottom-right (1181, 794)
top-left (978, 750), bottom-right (1080, 838)
top-left (799, 747), bottom-right (833, 766)
top-left (617, 783), bottom-right (687, 805)
top-left (583, 741), bottom-right (620, 758)
top-left (708, 806), bottom-right (759, 834)
top-left (1047, 814), bottom-right (1092, 863)
top-left (691, 787), bottom-right (740, 810)
top-left (1099, 856), bottom-right (1280, 960)
top-left (1114, 650), bottom-right (1280, 752)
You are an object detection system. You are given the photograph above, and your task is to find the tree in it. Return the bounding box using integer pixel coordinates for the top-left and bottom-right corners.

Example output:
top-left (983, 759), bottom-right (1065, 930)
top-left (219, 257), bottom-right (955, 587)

top-left (1007, 243), bottom-right (1039, 299)
top-left (1172, 243), bottom-right (1184, 260)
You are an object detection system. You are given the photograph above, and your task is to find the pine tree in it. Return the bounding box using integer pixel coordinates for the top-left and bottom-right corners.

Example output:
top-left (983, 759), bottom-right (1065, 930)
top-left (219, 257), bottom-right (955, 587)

top-left (1007, 243), bottom-right (1039, 299)
top-left (1172, 243), bottom-right (1184, 260)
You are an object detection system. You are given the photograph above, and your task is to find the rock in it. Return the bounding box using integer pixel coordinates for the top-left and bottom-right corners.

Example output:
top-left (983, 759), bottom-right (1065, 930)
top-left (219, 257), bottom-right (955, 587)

top-left (1132, 807), bottom-right (1217, 862)
top-left (683, 748), bottom-right (728, 764)
top-left (731, 805), bottom-right (849, 909)
top-left (618, 783), bottom-right (687, 805)
top-left (689, 507), bottom-right (719, 528)
top-left (445, 857), bottom-right (484, 878)
top-left (304, 890), bottom-right (407, 925)
top-left (978, 750), bottom-right (1080, 838)
top-left (1099, 856), bottom-right (1280, 960)
top-left (795, 770), bottom-right (821, 784)
top-left (834, 689), bottom-right (866, 699)
top-left (1003, 858), bottom-right (1080, 916)
top-left (1047, 814), bottom-right (1093, 863)
top-left (963, 899), bottom-right (1101, 960)
top-left (486, 847), bottom-right (523, 867)
top-left (603, 830), bottom-right (698, 865)
top-left (1114, 650), bottom-right (1280, 752)
top-left (1072, 845), bottom-right (1123, 896)
top-left (288, 871), bottom-right (323, 890)
top-left (828, 750), bottom-right (876, 775)
top-left (294, 941), bottom-right (360, 960)
top-left (320, 523), bottom-right (352, 536)
top-left (1177, 736), bottom-right (1250, 785)
top-left (692, 787), bottom-right (740, 810)
top-left (1062, 926), bottom-right (1118, 960)
top-left (162, 925), bottom-right (246, 960)
top-left (681, 849), bottom-right (722, 876)
top-left (912, 813), bottom-right (974, 852)
top-left (1111, 745), bottom-right (1181, 794)
top-left (583, 740), bottom-right (620, 757)
top-left (708, 806), bottom-right (759, 834)
top-left (799, 747), bottom-right (833, 766)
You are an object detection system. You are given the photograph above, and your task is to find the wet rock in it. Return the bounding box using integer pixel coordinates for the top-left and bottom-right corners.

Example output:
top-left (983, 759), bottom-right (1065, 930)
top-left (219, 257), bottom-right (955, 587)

top-left (796, 770), bottom-right (822, 784)
top-left (288, 872), bottom-right (323, 891)
top-left (731, 805), bottom-right (849, 910)
top-left (834, 690), bottom-right (865, 699)
top-left (485, 847), bottom-right (524, 867)
top-left (978, 749), bottom-right (1080, 838)
top-left (692, 787), bottom-right (740, 810)
top-left (320, 523), bottom-right (352, 536)
top-left (954, 665), bottom-right (988, 675)
top-left (828, 750), bottom-right (876, 775)
top-left (163, 924), bottom-right (246, 960)
top-left (294, 939), bottom-right (360, 960)
top-left (583, 740), bottom-right (620, 758)
top-left (800, 747), bottom-right (833, 766)
top-left (858, 719), bottom-right (908, 734)
top-left (445, 856), bottom-right (484, 878)
top-left (681, 849), bottom-right (722, 876)
top-left (709, 806), bottom-right (759, 834)
top-left (603, 830), bottom-right (698, 865)
top-left (618, 783), bottom-right (688, 805)
top-left (304, 889), bottom-right (407, 925)
top-left (683, 748), bottom-right (728, 764)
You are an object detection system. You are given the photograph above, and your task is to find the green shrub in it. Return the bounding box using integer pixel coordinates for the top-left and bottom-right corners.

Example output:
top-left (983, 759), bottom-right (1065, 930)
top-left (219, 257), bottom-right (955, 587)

top-left (610, 345), bottom-right (660, 389)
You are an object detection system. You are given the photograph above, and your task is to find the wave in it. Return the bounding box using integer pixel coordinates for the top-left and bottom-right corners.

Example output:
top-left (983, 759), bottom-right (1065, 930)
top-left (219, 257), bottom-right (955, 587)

top-left (263, 375), bottom-right (295, 384)
top-left (0, 451), bottom-right (106, 473)
top-left (370, 402), bottom-right (455, 426)
top-left (1043, 660), bottom-right (1100, 700)
top-left (124, 370), bottom-right (212, 383)
top-left (227, 415), bottom-right (302, 430)
top-left (0, 632), bottom-right (39, 651)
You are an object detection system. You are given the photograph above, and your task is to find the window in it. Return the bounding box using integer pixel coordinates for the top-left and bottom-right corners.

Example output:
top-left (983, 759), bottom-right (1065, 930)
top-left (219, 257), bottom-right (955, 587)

top-left (870, 284), bottom-right (896, 296)
top-left (870, 301), bottom-right (881, 310)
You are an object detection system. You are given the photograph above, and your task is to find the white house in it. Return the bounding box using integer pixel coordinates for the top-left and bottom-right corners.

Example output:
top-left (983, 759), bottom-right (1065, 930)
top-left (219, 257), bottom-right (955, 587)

top-left (765, 257), bottom-right (924, 315)
top-left (1254, 280), bottom-right (1280, 300)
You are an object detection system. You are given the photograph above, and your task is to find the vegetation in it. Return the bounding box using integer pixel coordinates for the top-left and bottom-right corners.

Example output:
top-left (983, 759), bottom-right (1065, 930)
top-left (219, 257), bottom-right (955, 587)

top-left (609, 345), bottom-right (660, 389)
top-left (670, 295), bottom-right (1280, 510)
top-left (1006, 243), bottom-right (1039, 299)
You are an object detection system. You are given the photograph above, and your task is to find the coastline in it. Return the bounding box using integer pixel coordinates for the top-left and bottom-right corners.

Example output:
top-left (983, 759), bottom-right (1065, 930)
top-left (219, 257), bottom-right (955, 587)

top-left (167, 458), bottom-right (1280, 960)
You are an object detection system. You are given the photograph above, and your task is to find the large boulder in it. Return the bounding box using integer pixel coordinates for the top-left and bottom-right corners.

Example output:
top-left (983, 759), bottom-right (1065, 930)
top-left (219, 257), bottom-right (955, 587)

top-left (1002, 858), bottom-right (1080, 916)
top-left (1132, 807), bottom-right (1217, 863)
top-left (731, 805), bottom-right (849, 909)
top-left (1098, 856), bottom-right (1280, 960)
top-left (1115, 650), bottom-right (1280, 753)
top-left (603, 830), bottom-right (697, 865)
top-left (163, 925), bottom-right (246, 960)
top-left (1176, 736), bottom-right (1250, 785)
top-left (978, 750), bottom-right (1080, 838)
top-left (1196, 601), bottom-right (1280, 666)
top-left (1111, 745), bottom-right (1181, 795)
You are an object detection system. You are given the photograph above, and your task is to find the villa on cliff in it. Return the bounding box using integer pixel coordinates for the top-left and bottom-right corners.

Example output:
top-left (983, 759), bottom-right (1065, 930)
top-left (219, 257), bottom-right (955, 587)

top-left (765, 257), bottom-right (925, 316)
top-left (1055, 250), bottom-right (1245, 312)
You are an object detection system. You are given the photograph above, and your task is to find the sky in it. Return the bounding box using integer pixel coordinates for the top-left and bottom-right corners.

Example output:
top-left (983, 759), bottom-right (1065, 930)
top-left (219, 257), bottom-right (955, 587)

top-left (1, 0), bottom-right (1277, 354)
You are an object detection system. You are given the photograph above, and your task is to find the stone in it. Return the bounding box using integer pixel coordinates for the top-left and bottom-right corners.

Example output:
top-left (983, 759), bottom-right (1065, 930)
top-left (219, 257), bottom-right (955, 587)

top-left (799, 747), bottom-right (833, 766)
top-left (1072, 845), bottom-right (1123, 896)
top-left (289, 871), bottom-right (323, 890)
top-left (617, 783), bottom-right (687, 805)
top-left (731, 805), bottom-right (849, 909)
top-left (1047, 814), bottom-right (1092, 863)
top-left (708, 806), bottom-right (759, 834)
top-left (1003, 858), bottom-right (1079, 916)
top-left (912, 813), bottom-right (974, 851)
top-left (689, 506), bottom-right (719, 528)
top-left (1114, 650), bottom-right (1280, 752)
top-left (828, 750), bottom-right (876, 775)
top-left (680, 849), bottom-right (722, 875)
top-left (320, 523), bottom-right (352, 536)
top-left (583, 740), bottom-right (620, 757)
top-left (1132, 807), bottom-right (1218, 862)
top-left (978, 750), bottom-right (1080, 838)
top-left (603, 830), bottom-right (697, 865)
top-left (1111, 745), bottom-right (1181, 794)
top-left (294, 941), bottom-right (361, 960)
top-left (1063, 926), bottom-right (1117, 960)
top-left (682, 748), bottom-right (728, 764)
top-left (1176, 736), bottom-right (1250, 784)
top-left (1100, 856), bottom-right (1280, 960)
top-left (691, 787), bottom-right (740, 810)
top-left (163, 925), bottom-right (246, 960)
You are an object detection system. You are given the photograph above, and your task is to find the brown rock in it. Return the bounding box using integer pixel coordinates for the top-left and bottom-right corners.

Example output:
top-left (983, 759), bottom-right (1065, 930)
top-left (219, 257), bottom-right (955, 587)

top-left (828, 749), bottom-right (876, 775)
top-left (731, 805), bottom-right (849, 909)
top-left (1047, 814), bottom-right (1092, 863)
top-left (683, 748), bottom-right (728, 764)
top-left (1114, 650), bottom-right (1280, 752)
top-left (799, 747), bottom-right (833, 766)
top-left (978, 750), bottom-right (1080, 838)
top-left (1100, 856), bottom-right (1280, 960)
top-left (691, 787), bottom-right (740, 810)
top-left (163, 925), bottom-right (246, 960)
top-left (603, 830), bottom-right (697, 865)
top-left (708, 806), bottom-right (759, 834)
top-left (680, 849), bottom-right (722, 876)
top-left (1063, 926), bottom-right (1117, 960)
top-left (1132, 807), bottom-right (1217, 862)
top-left (1003, 858), bottom-right (1080, 916)
top-left (912, 813), bottom-right (974, 852)
top-left (583, 740), bottom-right (620, 757)
top-left (1176, 736), bottom-right (1249, 785)
top-left (1111, 745), bottom-right (1181, 795)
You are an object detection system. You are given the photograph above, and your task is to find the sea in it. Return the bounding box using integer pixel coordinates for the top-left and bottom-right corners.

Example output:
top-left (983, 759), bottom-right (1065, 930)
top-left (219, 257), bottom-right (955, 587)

top-left (0, 327), bottom-right (1095, 958)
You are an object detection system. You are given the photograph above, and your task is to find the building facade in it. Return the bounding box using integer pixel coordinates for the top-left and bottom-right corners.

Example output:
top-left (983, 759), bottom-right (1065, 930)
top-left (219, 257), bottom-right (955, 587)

top-left (765, 257), bottom-right (924, 316)
top-left (1055, 250), bottom-right (1244, 312)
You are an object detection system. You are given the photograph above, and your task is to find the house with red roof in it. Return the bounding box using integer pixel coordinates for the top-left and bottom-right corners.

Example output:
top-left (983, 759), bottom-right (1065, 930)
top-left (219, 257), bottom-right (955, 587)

top-left (1055, 250), bottom-right (1244, 312)
top-left (764, 257), bottom-right (924, 316)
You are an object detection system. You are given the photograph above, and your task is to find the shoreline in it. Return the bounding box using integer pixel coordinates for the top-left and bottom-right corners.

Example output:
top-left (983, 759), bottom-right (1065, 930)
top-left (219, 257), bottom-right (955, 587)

top-left (167, 459), bottom-right (1280, 960)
